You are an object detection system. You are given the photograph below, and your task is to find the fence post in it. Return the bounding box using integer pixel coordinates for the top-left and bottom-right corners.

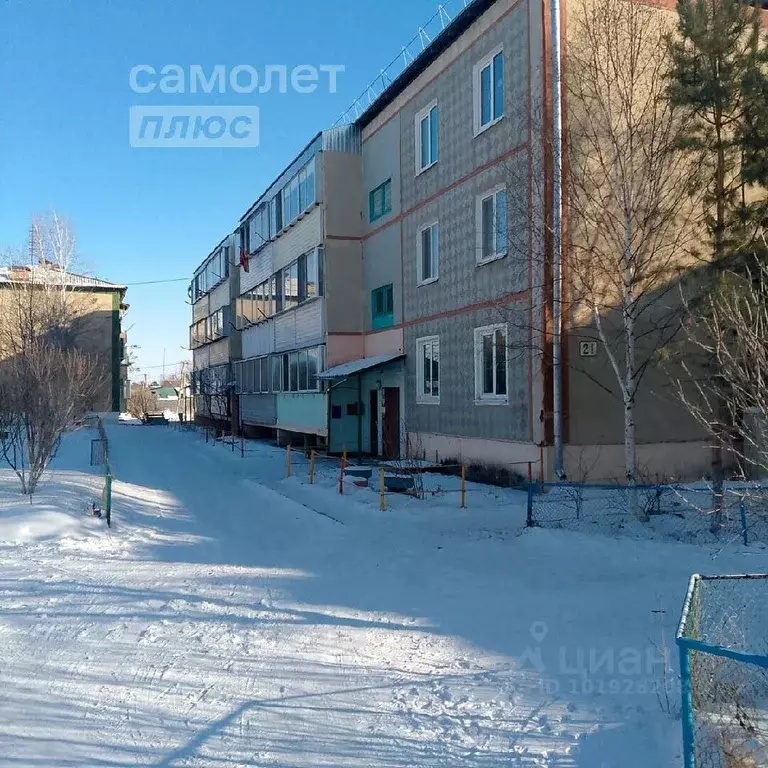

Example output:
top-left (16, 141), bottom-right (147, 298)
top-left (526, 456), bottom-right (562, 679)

top-left (460, 464), bottom-right (467, 509)
top-left (527, 482), bottom-right (535, 527)
top-left (240, 435), bottom-right (244, 458)
top-left (678, 639), bottom-right (696, 768)
top-left (285, 445), bottom-right (292, 477)
top-left (338, 455), bottom-right (346, 495)
top-left (309, 450), bottom-right (316, 484)
top-left (105, 473), bottom-right (112, 528)
top-left (379, 468), bottom-right (386, 511)
top-left (740, 496), bottom-right (748, 546)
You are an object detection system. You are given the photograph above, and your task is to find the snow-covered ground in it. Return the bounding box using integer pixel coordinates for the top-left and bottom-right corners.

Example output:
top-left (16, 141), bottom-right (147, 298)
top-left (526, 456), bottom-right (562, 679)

top-left (1, 424), bottom-right (767, 767)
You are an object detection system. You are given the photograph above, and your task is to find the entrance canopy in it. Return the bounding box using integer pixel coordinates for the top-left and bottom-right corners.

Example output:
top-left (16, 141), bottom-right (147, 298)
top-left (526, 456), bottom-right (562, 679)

top-left (318, 353), bottom-right (404, 380)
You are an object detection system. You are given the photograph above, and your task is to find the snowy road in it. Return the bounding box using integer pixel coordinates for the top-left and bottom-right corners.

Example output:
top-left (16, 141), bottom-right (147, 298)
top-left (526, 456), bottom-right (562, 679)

top-left (0, 424), bottom-right (765, 766)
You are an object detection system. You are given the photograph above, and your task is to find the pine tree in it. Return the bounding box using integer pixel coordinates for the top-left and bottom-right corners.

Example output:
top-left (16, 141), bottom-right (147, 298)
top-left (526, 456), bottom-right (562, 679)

top-left (739, 39), bottom-right (768, 250)
top-left (666, 0), bottom-right (767, 524)
top-left (666, 0), bottom-right (764, 261)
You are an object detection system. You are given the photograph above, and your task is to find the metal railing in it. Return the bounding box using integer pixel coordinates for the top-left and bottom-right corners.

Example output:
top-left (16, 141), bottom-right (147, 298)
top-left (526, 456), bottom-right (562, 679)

top-left (677, 574), bottom-right (768, 767)
top-left (527, 482), bottom-right (768, 545)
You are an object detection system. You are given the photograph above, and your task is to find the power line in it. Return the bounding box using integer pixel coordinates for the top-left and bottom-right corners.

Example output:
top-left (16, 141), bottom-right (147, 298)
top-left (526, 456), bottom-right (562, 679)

top-left (131, 360), bottom-right (187, 370)
top-left (122, 277), bottom-right (190, 286)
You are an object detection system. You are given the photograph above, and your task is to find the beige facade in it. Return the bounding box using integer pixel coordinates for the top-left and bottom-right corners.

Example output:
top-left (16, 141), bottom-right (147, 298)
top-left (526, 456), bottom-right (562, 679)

top-left (0, 267), bottom-right (127, 412)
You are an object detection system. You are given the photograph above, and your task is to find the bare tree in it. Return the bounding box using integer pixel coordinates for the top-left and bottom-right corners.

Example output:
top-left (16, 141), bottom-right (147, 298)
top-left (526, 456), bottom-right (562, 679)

top-left (499, 0), bottom-right (701, 503)
top-left (127, 386), bottom-right (158, 420)
top-left (565, 0), bottom-right (702, 514)
top-left (0, 214), bottom-right (105, 494)
top-left (677, 238), bottom-right (768, 484)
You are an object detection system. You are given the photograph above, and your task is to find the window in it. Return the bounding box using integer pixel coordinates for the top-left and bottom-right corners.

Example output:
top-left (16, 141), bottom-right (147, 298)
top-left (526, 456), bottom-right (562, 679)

top-left (417, 222), bottom-right (439, 284)
top-left (369, 179), bottom-right (392, 222)
top-left (283, 262), bottom-right (299, 311)
top-left (280, 158), bottom-right (316, 230)
top-left (298, 157), bottom-right (316, 212)
top-left (271, 194), bottom-right (282, 234)
top-left (416, 336), bottom-right (440, 404)
top-left (477, 186), bottom-right (508, 263)
top-left (474, 324), bottom-right (508, 403)
top-left (416, 102), bottom-right (438, 173)
top-left (272, 271), bottom-right (283, 313)
top-left (298, 248), bottom-right (321, 302)
top-left (304, 248), bottom-right (318, 298)
top-left (248, 204), bottom-right (270, 250)
top-left (371, 284), bottom-right (394, 330)
top-left (271, 355), bottom-right (283, 392)
top-left (298, 349), bottom-right (309, 391)
top-left (307, 347), bottom-right (319, 390)
top-left (475, 48), bottom-right (504, 133)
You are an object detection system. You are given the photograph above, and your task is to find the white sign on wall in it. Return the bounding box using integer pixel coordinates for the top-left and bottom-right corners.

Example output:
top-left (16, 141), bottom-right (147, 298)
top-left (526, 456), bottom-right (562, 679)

top-left (579, 341), bottom-right (598, 358)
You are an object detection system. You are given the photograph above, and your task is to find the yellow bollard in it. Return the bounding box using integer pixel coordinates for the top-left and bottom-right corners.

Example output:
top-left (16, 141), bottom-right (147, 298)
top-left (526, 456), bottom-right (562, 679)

top-left (460, 464), bottom-right (467, 509)
top-left (286, 445), bottom-right (292, 477)
top-left (309, 450), bottom-right (316, 484)
top-left (379, 468), bottom-right (386, 511)
top-left (338, 455), bottom-right (345, 495)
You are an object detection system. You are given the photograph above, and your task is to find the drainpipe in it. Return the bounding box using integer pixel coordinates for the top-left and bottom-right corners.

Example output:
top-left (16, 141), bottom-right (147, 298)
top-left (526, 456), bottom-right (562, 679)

top-left (550, 0), bottom-right (566, 479)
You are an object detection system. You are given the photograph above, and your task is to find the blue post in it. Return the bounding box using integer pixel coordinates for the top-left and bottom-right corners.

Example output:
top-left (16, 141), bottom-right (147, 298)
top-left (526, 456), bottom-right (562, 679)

top-left (527, 483), bottom-right (534, 527)
top-left (740, 497), bottom-right (748, 546)
top-left (678, 639), bottom-right (696, 768)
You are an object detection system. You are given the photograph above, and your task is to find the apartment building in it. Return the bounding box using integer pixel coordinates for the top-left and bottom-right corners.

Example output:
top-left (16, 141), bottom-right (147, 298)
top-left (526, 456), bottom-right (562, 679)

top-left (232, 126), bottom-right (364, 449)
top-left (189, 234), bottom-right (240, 430)
top-left (0, 265), bottom-right (129, 412)
top-left (187, 0), bottom-right (737, 478)
top-left (352, 0), bottom-right (547, 471)
top-left (350, 0), bottom-right (720, 481)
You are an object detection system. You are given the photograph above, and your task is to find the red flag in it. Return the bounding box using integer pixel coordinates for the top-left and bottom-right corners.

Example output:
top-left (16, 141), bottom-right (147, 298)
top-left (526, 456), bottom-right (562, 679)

top-left (239, 246), bottom-right (249, 272)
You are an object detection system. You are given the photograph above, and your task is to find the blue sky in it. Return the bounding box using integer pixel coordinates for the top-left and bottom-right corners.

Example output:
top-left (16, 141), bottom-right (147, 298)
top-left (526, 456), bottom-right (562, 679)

top-left (0, 0), bottom-right (449, 382)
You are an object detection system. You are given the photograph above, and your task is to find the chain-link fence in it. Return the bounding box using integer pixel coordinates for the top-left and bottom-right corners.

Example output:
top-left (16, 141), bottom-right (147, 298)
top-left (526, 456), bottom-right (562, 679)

top-left (677, 574), bottom-right (768, 768)
top-left (527, 482), bottom-right (768, 545)
top-left (92, 416), bottom-right (112, 527)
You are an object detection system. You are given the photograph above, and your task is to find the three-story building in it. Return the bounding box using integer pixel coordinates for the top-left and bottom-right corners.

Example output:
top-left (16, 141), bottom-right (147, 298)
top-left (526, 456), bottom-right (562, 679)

top-left (190, 234), bottom-right (240, 430)
top-left (233, 126), bottom-right (364, 450)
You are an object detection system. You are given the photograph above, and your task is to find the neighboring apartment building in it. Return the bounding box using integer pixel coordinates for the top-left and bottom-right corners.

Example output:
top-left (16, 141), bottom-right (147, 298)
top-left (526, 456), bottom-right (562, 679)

top-left (232, 127), bottom-right (364, 450)
top-left (351, 0), bottom-right (714, 480)
top-left (0, 265), bottom-right (129, 412)
top-left (189, 235), bottom-right (240, 430)
top-left (353, 0), bottom-right (547, 471)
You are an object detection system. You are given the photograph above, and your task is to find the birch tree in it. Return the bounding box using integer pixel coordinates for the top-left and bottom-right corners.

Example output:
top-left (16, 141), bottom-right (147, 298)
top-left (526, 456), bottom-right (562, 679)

top-left (565, 0), bottom-right (700, 512)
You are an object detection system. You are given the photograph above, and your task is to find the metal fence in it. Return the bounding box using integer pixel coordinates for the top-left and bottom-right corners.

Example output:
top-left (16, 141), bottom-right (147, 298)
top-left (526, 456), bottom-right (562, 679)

top-left (527, 482), bottom-right (768, 545)
top-left (677, 574), bottom-right (768, 768)
top-left (92, 416), bottom-right (113, 527)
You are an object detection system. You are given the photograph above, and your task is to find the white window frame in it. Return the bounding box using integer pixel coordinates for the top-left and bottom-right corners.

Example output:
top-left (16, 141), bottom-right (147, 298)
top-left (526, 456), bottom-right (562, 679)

top-left (473, 46), bottom-right (504, 136)
top-left (417, 221), bottom-right (439, 286)
top-left (416, 335), bottom-right (440, 405)
top-left (415, 100), bottom-right (438, 175)
top-left (476, 185), bottom-right (508, 265)
top-left (474, 323), bottom-right (509, 405)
